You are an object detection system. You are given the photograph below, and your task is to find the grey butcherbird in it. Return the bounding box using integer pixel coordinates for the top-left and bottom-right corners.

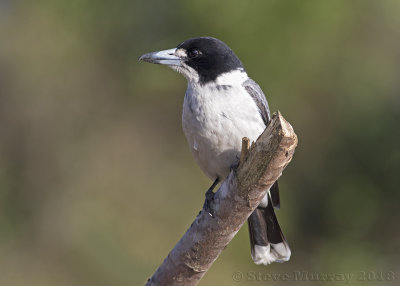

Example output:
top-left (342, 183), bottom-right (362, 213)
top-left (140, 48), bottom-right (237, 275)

top-left (139, 37), bottom-right (291, 265)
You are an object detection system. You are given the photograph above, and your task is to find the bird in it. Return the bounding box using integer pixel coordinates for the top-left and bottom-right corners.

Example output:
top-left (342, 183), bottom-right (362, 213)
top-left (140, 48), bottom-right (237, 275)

top-left (139, 37), bottom-right (290, 265)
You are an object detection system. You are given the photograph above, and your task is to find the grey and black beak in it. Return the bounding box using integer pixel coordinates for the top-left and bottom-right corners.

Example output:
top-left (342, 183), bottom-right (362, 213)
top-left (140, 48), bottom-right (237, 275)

top-left (139, 48), bottom-right (182, 66)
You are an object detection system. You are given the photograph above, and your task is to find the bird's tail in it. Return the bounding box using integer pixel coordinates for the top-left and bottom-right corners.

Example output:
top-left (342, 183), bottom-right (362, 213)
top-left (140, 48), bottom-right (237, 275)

top-left (247, 189), bottom-right (291, 265)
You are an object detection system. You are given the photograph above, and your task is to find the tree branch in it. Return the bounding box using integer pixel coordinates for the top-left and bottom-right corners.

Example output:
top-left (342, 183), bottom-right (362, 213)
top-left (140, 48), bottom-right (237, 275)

top-left (146, 112), bottom-right (298, 286)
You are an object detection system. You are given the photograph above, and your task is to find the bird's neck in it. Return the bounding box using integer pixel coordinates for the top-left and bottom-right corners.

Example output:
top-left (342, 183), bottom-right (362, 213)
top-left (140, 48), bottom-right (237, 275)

top-left (214, 69), bottom-right (248, 86)
top-left (188, 69), bottom-right (248, 88)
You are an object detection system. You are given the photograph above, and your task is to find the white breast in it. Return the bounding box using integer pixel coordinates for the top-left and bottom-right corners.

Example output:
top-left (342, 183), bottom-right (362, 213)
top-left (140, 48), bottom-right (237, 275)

top-left (182, 72), bottom-right (265, 180)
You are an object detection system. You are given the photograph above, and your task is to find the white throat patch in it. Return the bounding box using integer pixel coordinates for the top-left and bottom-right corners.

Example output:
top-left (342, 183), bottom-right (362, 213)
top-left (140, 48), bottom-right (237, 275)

top-left (170, 63), bottom-right (199, 83)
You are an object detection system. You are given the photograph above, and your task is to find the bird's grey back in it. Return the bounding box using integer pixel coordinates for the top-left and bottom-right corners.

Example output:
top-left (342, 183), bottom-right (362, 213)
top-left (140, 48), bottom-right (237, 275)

top-left (242, 78), bottom-right (271, 125)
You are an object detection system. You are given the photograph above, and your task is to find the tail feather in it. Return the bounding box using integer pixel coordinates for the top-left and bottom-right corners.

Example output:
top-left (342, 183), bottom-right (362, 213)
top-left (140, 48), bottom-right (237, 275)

top-left (248, 192), bottom-right (290, 265)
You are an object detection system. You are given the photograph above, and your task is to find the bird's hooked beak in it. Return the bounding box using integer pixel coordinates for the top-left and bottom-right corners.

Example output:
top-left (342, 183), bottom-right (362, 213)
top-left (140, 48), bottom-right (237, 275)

top-left (139, 48), bottom-right (182, 67)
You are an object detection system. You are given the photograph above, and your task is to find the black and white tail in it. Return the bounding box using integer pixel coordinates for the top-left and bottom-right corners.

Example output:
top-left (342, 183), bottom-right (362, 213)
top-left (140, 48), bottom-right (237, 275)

top-left (247, 182), bottom-right (291, 265)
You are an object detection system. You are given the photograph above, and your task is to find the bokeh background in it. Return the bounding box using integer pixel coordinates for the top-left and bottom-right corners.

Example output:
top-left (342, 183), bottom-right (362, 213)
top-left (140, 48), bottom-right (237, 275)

top-left (1, 0), bottom-right (399, 285)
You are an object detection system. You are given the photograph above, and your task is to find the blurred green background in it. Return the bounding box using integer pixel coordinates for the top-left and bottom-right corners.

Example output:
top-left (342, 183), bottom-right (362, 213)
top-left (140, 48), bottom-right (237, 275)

top-left (1, 0), bottom-right (399, 285)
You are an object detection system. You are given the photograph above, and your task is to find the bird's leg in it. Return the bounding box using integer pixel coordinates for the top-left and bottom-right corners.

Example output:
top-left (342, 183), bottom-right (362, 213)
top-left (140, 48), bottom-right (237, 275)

top-left (230, 160), bottom-right (240, 172)
top-left (203, 178), bottom-right (219, 218)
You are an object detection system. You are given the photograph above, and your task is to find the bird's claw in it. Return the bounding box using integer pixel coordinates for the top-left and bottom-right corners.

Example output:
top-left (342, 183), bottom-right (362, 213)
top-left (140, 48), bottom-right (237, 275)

top-left (203, 189), bottom-right (216, 218)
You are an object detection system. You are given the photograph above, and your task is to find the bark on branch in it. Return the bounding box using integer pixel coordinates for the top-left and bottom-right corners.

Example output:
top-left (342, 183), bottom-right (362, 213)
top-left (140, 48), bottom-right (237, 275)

top-left (146, 112), bottom-right (298, 286)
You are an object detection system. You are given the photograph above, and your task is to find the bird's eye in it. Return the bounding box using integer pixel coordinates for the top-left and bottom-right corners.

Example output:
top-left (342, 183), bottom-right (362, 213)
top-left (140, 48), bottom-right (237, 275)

top-left (187, 49), bottom-right (200, 59)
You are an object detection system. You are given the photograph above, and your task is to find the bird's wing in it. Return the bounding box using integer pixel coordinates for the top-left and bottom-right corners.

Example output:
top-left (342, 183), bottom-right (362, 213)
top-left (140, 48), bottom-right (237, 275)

top-left (243, 79), bottom-right (280, 208)
top-left (242, 78), bottom-right (271, 126)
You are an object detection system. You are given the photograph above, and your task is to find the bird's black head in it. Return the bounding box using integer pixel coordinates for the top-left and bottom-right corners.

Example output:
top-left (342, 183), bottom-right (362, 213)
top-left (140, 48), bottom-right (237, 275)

top-left (176, 37), bottom-right (243, 83)
top-left (139, 37), bottom-right (244, 84)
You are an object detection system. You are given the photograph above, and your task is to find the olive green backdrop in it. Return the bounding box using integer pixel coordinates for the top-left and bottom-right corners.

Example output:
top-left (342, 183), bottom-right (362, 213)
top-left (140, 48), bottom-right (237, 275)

top-left (0, 0), bottom-right (399, 285)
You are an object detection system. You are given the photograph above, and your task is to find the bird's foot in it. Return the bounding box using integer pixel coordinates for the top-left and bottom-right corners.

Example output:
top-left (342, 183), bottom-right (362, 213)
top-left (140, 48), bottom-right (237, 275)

top-left (230, 162), bottom-right (239, 172)
top-left (203, 188), bottom-right (216, 218)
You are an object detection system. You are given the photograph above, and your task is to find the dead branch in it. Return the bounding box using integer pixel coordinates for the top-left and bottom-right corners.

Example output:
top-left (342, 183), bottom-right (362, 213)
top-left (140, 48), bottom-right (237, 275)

top-left (146, 112), bottom-right (298, 286)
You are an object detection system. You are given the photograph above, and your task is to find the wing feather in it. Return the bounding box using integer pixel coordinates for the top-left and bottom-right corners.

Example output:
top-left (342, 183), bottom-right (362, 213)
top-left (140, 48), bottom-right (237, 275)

top-left (243, 78), bottom-right (281, 208)
top-left (242, 78), bottom-right (271, 125)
